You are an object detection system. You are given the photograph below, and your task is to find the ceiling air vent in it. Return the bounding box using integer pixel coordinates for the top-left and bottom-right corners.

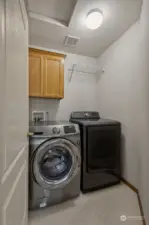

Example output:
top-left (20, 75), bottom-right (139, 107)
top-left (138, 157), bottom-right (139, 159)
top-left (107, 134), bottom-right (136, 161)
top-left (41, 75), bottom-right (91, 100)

top-left (64, 35), bottom-right (80, 47)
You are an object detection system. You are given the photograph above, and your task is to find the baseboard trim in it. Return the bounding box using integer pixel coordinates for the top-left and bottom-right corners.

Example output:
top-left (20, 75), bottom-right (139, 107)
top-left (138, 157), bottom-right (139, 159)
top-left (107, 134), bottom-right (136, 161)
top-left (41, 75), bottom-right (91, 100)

top-left (121, 178), bottom-right (138, 193)
top-left (121, 178), bottom-right (146, 225)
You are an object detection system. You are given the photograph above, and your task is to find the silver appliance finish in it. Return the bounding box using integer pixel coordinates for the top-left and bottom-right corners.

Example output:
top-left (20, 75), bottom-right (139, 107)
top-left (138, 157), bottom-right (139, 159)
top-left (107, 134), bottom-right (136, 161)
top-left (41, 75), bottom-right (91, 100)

top-left (29, 121), bottom-right (81, 210)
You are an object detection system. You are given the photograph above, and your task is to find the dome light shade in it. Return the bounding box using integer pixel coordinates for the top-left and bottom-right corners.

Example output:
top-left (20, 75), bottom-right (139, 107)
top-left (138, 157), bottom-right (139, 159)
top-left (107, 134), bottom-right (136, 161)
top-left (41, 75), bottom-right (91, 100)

top-left (85, 10), bottom-right (103, 30)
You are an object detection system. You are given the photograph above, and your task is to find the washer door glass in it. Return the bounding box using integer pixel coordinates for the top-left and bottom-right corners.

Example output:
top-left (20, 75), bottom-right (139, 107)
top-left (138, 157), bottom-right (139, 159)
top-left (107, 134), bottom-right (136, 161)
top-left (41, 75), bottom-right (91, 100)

top-left (40, 146), bottom-right (72, 181)
top-left (32, 138), bottom-right (80, 189)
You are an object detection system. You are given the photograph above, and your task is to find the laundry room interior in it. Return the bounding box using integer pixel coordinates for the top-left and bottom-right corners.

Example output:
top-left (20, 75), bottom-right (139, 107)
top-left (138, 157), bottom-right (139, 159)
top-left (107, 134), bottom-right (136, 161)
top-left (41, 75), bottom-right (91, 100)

top-left (29, 0), bottom-right (148, 224)
top-left (1, 0), bottom-right (149, 225)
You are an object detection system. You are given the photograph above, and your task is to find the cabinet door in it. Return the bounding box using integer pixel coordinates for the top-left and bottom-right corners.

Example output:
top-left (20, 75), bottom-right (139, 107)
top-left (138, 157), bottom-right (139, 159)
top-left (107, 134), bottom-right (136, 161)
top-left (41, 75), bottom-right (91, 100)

top-left (29, 52), bottom-right (43, 97)
top-left (43, 55), bottom-right (64, 99)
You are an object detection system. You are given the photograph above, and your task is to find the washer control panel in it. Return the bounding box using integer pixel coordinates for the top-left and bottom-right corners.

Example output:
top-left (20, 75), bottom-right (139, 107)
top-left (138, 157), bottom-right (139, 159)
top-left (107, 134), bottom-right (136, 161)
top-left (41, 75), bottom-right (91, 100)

top-left (64, 125), bottom-right (76, 134)
top-left (29, 122), bottom-right (80, 136)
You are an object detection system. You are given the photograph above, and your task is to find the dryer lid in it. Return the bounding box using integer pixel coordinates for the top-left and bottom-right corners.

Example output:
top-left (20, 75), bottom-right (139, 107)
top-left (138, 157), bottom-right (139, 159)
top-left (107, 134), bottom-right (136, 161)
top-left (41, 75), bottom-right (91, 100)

top-left (32, 138), bottom-right (80, 189)
top-left (70, 111), bottom-right (120, 126)
top-left (70, 118), bottom-right (120, 126)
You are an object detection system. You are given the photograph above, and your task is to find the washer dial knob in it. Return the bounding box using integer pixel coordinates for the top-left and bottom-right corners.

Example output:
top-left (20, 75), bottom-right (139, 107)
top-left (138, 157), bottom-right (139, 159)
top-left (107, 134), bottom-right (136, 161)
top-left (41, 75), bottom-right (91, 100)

top-left (52, 127), bottom-right (60, 134)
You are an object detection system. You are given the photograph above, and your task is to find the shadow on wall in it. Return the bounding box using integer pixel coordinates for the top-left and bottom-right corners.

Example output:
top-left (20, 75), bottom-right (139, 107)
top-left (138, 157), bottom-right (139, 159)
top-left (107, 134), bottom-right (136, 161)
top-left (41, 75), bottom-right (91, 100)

top-left (121, 133), bottom-right (126, 178)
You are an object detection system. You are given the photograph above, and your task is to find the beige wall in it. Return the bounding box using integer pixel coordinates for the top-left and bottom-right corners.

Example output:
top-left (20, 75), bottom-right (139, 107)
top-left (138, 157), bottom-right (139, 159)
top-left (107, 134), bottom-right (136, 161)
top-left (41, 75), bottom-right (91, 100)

top-left (97, 0), bottom-right (149, 223)
top-left (97, 21), bottom-right (142, 187)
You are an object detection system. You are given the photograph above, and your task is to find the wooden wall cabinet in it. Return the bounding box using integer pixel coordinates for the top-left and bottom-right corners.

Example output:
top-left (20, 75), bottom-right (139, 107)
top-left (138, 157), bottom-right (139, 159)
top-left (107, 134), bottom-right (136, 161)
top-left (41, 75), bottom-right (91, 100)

top-left (29, 48), bottom-right (65, 99)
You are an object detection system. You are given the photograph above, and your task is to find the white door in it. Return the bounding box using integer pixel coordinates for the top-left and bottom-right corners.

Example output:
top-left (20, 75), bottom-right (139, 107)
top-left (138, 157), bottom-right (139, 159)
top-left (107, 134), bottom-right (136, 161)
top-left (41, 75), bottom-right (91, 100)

top-left (0, 0), bottom-right (28, 225)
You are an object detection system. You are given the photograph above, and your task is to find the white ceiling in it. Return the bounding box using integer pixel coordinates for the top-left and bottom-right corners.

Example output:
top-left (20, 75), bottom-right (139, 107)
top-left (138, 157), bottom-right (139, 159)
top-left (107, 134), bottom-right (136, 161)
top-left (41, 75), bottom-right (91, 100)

top-left (28, 0), bottom-right (77, 25)
top-left (28, 0), bottom-right (142, 57)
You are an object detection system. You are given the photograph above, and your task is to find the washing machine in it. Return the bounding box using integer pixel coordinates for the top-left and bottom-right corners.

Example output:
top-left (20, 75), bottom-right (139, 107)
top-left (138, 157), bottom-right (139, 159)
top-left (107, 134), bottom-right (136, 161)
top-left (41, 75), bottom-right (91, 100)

top-left (29, 121), bottom-right (81, 210)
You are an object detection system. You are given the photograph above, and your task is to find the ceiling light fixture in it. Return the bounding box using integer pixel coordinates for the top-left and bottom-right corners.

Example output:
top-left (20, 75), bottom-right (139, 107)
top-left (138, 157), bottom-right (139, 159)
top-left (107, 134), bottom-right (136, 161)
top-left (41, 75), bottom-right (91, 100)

top-left (85, 9), bottom-right (103, 30)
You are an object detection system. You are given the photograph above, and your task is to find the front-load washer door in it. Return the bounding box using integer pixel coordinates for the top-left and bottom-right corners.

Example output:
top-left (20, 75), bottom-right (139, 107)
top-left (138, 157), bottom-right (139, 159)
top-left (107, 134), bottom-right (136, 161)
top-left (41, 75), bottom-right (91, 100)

top-left (31, 138), bottom-right (81, 189)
